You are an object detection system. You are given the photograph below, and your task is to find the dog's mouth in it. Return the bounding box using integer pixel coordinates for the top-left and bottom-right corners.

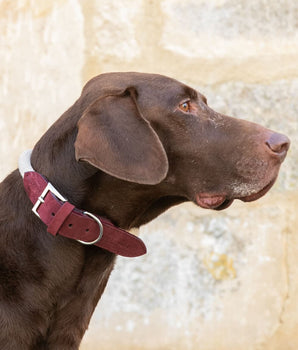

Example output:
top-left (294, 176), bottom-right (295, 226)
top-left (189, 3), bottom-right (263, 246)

top-left (195, 179), bottom-right (276, 211)
top-left (195, 194), bottom-right (233, 211)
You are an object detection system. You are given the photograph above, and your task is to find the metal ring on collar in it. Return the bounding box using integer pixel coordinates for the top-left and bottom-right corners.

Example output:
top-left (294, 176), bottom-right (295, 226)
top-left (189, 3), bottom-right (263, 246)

top-left (76, 211), bottom-right (103, 245)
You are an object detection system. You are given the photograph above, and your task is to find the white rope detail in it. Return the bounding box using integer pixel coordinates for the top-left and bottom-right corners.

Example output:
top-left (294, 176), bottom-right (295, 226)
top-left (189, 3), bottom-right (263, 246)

top-left (18, 149), bottom-right (34, 178)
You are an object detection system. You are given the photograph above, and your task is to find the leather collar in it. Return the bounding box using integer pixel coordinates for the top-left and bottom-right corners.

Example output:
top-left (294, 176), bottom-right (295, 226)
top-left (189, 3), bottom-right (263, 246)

top-left (19, 150), bottom-right (147, 258)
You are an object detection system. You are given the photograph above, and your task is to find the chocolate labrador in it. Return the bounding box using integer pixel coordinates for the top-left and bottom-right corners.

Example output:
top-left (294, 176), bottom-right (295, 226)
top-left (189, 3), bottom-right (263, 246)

top-left (0, 72), bottom-right (290, 349)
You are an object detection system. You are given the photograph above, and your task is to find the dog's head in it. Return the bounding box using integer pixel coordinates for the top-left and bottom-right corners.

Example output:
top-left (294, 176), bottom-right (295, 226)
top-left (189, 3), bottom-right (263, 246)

top-left (75, 72), bottom-right (289, 213)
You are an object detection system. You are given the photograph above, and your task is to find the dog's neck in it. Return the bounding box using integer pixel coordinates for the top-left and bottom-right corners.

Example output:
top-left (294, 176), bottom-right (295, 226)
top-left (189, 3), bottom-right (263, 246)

top-left (29, 146), bottom-right (159, 230)
top-left (29, 119), bottom-right (186, 230)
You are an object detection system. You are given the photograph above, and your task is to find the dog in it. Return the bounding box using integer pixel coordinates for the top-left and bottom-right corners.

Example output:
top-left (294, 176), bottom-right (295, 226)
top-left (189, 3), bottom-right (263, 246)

top-left (0, 72), bottom-right (290, 349)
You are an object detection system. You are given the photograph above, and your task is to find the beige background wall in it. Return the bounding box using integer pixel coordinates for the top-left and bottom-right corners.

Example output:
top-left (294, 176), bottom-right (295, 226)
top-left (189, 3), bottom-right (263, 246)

top-left (0, 1), bottom-right (297, 349)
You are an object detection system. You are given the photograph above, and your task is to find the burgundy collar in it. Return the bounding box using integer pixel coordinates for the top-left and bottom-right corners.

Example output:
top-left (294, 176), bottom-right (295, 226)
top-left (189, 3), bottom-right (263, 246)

top-left (19, 151), bottom-right (147, 258)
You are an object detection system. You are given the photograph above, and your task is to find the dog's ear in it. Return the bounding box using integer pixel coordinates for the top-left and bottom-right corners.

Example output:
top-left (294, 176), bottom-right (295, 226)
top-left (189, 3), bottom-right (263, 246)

top-left (75, 87), bottom-right (169, 185)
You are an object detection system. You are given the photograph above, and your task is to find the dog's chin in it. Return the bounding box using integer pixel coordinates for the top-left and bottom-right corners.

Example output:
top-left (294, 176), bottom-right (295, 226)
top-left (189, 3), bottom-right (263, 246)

top-left (195, 178), bottom-right (277, 211)
top-left (237, 178), bottom-right (276, 203)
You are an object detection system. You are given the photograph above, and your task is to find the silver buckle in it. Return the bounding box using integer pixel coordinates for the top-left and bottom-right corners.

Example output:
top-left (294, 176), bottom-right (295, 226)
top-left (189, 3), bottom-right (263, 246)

top-left (32, 182), bottom-right (67, 218)
top-left (76, 211), bottom-right (103, 245)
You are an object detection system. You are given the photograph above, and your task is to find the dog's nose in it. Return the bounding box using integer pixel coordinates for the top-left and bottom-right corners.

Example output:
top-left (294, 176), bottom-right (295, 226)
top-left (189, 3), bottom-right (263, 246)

top-left (266, 132), bottom-right (290, 157)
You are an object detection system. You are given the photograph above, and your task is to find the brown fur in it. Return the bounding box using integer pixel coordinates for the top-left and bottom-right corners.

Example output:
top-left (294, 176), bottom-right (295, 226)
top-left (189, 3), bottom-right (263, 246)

top-left (0, 73), bottom-right (289, 349)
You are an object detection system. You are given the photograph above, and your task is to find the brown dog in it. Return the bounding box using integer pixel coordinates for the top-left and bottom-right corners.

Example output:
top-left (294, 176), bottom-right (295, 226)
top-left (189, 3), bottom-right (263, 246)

top-left (0, 72), bottom-right (290, 349)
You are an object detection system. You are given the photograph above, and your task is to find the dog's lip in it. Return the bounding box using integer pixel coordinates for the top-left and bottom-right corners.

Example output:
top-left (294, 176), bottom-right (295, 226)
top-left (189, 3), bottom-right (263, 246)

top-left (214, 198), bottom-right (234, 211)
top-left (195, 179), bottom-right (276, 211)
top-left (237, 179), bottom-right (276, 202)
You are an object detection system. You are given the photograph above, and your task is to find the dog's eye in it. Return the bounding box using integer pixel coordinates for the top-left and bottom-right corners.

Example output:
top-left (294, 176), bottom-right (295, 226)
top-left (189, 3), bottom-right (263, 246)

top-left (179, 101), bottom-right (191, 113)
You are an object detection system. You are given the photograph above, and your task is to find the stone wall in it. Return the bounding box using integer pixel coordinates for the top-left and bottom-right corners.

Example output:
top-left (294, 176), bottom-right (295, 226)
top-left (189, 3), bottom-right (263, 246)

top-left (0, 1), bottom-right (297, 349)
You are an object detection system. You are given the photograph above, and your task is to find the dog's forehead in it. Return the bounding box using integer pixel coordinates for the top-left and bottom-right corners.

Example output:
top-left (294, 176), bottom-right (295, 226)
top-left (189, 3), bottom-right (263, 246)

top-left (132, 73), bottom-right (198, 101)
top-left (83, 72), bottom-right (198, 101)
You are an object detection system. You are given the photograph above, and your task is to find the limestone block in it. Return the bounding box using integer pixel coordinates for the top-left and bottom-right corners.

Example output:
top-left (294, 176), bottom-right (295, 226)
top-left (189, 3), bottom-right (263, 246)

top-left (161, 0), bottom-right (298, 58)
top-left (0, 0), bottom-right (84, 178)
top-left (80, 0), bottom-right (142, 82)
top-left (161, 0), bottom-right (298, 84)
top-left (264, 199), bottom-right (298, 350)
top-left (79, 0), bottom-right (298, 86)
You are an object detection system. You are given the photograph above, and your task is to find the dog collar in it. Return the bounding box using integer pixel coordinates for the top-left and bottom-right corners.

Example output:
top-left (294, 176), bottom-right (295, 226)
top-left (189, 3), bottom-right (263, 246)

top-left (18, 150), bottom-right (147, 258)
